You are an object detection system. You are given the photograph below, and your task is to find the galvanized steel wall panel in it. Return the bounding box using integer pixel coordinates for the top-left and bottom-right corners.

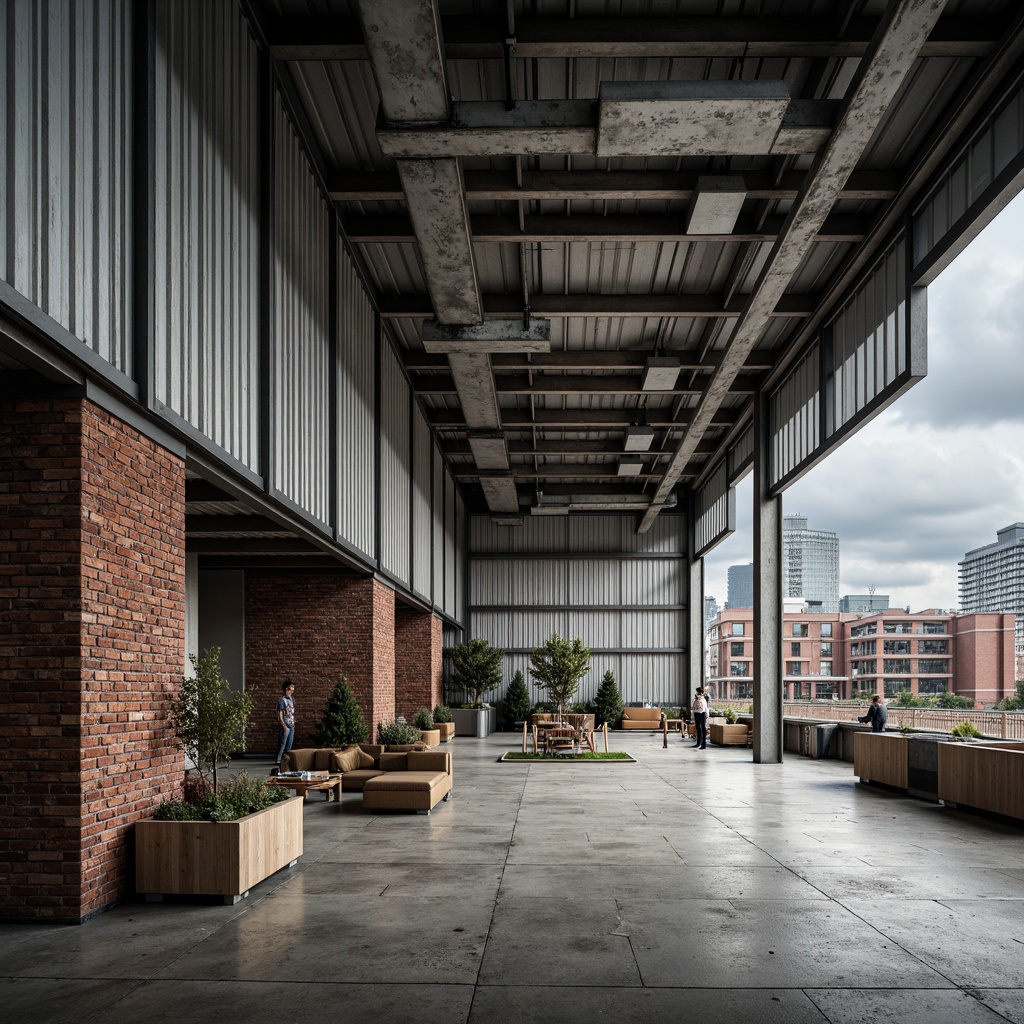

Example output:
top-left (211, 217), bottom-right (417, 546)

top-left (272, 97), bottom-right (330, 525)
top-left (412, 404), bottom-right (432, 596)
top-left (455, 492), bottom-right (466, 625)
top-left (336, 241), bottom-right (376, 557)
top-left (152, 1), bottom-right (260, 467)
top-left (1, 0), bottom-right (132, 372)
top-left (432, 447), bottom-right (445, 606)
top-left (444, 471), bottom-right (457, 617)
top-left (380, 343), bottom-right (411, 585)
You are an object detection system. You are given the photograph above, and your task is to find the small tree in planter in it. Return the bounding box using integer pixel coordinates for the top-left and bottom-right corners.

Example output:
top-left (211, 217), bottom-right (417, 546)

top-left (451, 637), bottom-right (504, 707)
top-left (504, 670), bottom-right (532, 728)
top-left (168, 647), bottom-right (253, 794)
top-left (314, 672), bottom-right (368, 747)
top-left (593, 669), bottom-right (623, 728)
top-left (529, 633), bottom-right (591, 718)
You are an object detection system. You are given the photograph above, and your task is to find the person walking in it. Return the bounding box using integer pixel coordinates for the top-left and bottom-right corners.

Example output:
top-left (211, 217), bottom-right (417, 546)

top-left (692, 686), bottom-right (709, 750)
top-left (858, 694), bottom-right (888, 732)
top-left (275, 680), bottom-right (296, 765)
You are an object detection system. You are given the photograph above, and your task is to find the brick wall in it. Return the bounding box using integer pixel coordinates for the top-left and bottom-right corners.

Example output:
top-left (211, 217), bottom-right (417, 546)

top-left (246, 576), bottom-right (397, 750)
top-left (954, 612), bottom-right (1016, 704)
top-left (0, 399), bottom-right (185, 921)
top-left (394, 606), bottom-right (443, 718)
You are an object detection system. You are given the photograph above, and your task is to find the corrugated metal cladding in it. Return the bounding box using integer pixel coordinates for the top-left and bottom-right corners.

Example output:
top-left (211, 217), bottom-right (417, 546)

top-left (444, 471), bottom-right (457, 618)
top-left (152, 1), bottom-right (260, 469)
top-left (432, 447), bottom-right (445, 610)
top-left (496, 652), bottom-right (684, 711)
top-left (379, 343), bottom-right (411, 586)
top-left (0, 0), bottom-right (132, 373)
top-left (273, 96), bottom-right (330, 526)
top-left (695, 462), bottom-right (731, 558)
top-left (468, 514), bottom-right (687, 706)
top-left (412, 405), bottom-right (433, 598)
top-left (336, 240), bottom-right (376, 556)
top-left (770, 345), bottom-right (820, 487)
top-left (470, 514), bottom-right (685, 555)
top-left (455, 491), bottom-right (467, 625)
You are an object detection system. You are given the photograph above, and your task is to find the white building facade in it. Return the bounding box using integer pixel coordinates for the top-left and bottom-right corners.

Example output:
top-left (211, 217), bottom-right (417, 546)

top-left (959, 524), bottom-right (1024, 664)
top-left (783, 516), bottom-right (840, 613)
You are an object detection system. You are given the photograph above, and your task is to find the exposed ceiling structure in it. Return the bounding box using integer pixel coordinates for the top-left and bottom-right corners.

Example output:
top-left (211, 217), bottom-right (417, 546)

top-left (245, 0), bottom-right (1023, 528)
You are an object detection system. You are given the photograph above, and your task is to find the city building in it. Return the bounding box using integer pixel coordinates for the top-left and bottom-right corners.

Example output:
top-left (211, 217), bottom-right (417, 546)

top-left (959, 524), bottom-right (1024, 670)
top-left (840, 593), bottom-right (892, 613)
top-left (708, 608), bottom-right (1015, 705)
top-left (725, 563), bottom-right (753, 609)
top-left (705, 595), bottom-right (720, 625)
top-left (783, 515), bottom-right (840, 612)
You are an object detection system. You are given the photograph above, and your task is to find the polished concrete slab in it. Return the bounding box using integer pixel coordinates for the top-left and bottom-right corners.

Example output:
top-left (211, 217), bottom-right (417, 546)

top-left (3, 731), bottom-right (1023, 1024)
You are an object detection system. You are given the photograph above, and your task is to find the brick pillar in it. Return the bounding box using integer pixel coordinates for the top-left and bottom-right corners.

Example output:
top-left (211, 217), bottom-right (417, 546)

top-left (246, 576), bottom-right (396, 749)
top-left (394, 606), bottom-right (443, 718)
top-left (0, 398), bottom-right (185, 921)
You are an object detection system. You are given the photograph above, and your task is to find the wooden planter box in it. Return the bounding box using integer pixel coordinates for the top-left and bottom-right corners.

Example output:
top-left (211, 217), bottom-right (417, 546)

top-left (437, 721), bottom-right (455, 742)
top-left (419, 728), bottom-right (441, 747)
top-left (854, 732), bottom-right (908, 790)
top-left (136, 795), bottom-right (304, 903)
top-left (938, 742), bottom-right (1024, 823)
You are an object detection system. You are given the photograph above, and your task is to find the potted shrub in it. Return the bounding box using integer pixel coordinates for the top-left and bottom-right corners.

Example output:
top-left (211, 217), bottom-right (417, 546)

top-left (451, 638), bottom-right (503, 737)
top-left (593, 670), bottom-right (623, 729)
top-left (411, 707), bottom-right (441, 747)
top-left (433, 703), bottom-right (455, 742)
top-left (378, 720), bottom-right (425, 745)
top-left (314, 672), bottom-right (368, 746)
top-left (504, 670), bottom-right (532, 730)
top-left (137, 649), bottom-right (303, 902)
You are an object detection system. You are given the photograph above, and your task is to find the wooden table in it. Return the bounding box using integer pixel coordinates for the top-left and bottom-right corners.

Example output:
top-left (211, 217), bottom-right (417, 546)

top-left (267, 773), bottom-right (344, 801)
top-left (663, 718), bottom-right (686, 749)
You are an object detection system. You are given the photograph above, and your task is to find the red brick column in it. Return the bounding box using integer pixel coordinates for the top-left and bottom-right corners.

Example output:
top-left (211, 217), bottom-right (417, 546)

top-left (395, 606), bottom-right (443, 718)
top-left (246, 576), bottom-right (396, 749)
top-left (0, 398), bottom-right (185, 921)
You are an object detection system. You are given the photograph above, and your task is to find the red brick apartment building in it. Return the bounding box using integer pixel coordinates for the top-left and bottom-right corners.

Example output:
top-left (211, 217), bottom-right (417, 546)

top-left (708, 609), bottom-right (1015, 706)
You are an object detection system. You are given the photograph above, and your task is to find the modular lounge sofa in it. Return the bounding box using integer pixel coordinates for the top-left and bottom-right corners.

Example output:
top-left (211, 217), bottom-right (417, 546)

top-left (281, 744), bottom-right (452, 814)
top-left (620, 707), bottom-right (665, 730)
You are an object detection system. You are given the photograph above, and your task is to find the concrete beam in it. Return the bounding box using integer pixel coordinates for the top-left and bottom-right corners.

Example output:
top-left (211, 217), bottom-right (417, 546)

top-left (596, 81), bottom-right (790, 157)
top-left (478, 475), bottom-right (520, 514)
top-left (447, 353), bottom-right (500, 431)
top-left (687, 176), bottom-right (748, 235)
top-left (410, 372), bottom-right (761, 397)
top-left (429, 407), bottom-right (739, 429)
top-left (379, 292), bottom-right (814, 319)
top-left (421, 319), bottom-right (551, 353)
top-left (639, 0), bottom-right (948, 534)
top-left (377, 100), bottom-right (836, 159)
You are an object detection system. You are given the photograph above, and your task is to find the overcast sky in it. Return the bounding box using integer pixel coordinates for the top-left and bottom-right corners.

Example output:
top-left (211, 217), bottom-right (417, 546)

top-left (704, 190), bottom-right (1024, 614)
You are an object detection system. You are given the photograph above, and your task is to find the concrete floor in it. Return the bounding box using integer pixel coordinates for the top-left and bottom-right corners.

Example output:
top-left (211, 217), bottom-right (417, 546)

top-left (4, 731), bottom-right (1024, 1024)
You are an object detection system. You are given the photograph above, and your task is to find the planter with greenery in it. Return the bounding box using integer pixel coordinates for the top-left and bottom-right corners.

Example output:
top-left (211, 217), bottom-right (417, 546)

top-left (528, 633), bottom-right (591, 718)
top-left (593, 670), bottom-right (623, 728)
top-left (432, 703), bottom-right (455, 742)
top-left (411, 707), bottom-right (440, 746)
top-left (451, 638), bottom-right (504, 736)
top-left (314, 673), bottom-right (368, 747)
top-left (137, 649), bottom-right (302, 902)
top-left (378, 720), bottom-right (425, 745)
top-left (504, 670), bottom-right (532, 729)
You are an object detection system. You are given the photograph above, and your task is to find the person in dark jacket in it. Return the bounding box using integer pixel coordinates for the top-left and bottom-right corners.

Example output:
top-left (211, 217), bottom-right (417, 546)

top-left (858, 694), bottom-right (888, 732)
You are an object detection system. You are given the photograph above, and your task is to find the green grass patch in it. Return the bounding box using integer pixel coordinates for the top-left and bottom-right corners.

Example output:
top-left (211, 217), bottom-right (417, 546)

top-left (500, 751), bottom-right (635, 763)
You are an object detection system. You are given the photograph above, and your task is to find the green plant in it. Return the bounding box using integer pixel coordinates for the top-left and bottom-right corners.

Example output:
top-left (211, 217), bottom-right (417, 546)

top-left (935, 691), bottom-right (976, 710)
top-left (593, 670), bottom-right (623, 727)
top-left (950, 720), bottom-right (982, 739)
top-left (411, 707), bottom-right (435, 730)
top-left (154, 770), bottom-right (288, 821)
top-left (167, 647), bottom-right (254, 793)
top-left (378, 720), bottom-right (424, 745)
top-left (314, 672), bottom-right (368, 747)
top-left (451, 637), bottom-right (504, 707)
top-left (432, 703), bottom-right (453, 723)
top-left (504, 670), bottom-right (532, 727)
top-left (899, 724), bottom-right (913, 735)
top-left (529, 633), bottom-right (592, 717)
top-left (722, 705), bottom-right (738, 725)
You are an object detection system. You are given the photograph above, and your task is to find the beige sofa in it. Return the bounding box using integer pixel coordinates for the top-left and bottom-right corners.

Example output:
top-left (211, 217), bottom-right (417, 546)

top-left (281, 743), bottom-right (451, 813)
top-left (621, 707), bottom-right (665, 730)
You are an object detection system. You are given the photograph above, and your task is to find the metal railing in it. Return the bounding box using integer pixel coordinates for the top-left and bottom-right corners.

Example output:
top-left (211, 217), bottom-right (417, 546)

top-left (782, 702), bottom-right (1024, 740)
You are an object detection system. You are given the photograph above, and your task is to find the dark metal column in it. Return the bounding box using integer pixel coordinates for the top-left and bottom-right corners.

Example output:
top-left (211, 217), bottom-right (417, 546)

top-left (753, 392), bottom-right (783, 763)
top-left (687, 493), bottom-right (705, 709)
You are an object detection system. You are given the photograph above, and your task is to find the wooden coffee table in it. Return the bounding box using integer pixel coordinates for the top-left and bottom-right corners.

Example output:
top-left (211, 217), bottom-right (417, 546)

top-left (267, 772), bottom-right (344, 801)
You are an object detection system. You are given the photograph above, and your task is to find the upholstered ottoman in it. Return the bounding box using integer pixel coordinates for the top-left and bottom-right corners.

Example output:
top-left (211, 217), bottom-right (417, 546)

top-left (361, 751), bottom-right (452, 814)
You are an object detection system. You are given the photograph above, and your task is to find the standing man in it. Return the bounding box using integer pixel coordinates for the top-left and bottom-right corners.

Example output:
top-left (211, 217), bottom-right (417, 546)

top-left (276, 680), bottom-right (296, 765)
top-left (692, 686), bottom-right (709, 750)
top-left (858, 694), bottom-right (888, 732)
